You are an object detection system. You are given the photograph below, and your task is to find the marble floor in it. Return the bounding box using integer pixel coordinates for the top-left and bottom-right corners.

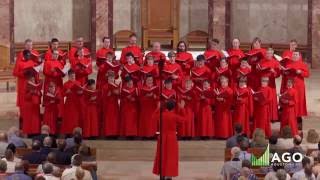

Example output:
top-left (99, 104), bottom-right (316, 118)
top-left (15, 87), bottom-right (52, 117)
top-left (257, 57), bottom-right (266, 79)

top-left (0, 69), bottom-right (319, 179)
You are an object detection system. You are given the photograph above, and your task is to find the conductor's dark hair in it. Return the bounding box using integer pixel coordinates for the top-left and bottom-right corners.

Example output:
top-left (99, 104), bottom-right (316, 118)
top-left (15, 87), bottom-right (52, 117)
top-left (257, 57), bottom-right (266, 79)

top-left (87, 79), bottom-right (96, 86)
top-left (129, 33), bottom-right (137, 38)
top-left (212, 38), bottom-right (220, 44)
top-left (196, 54), bottom-right (205, 61)
top-left (68, 69), bottom-right (75, 75)
top-left (102, 36), bottom-right (110, 42)
top-left (51, 38), bottom-right (59, 43)
top-left (126, 52), bottom-right (134, 58)
top-left (166, 100), bottom-right (176, 111)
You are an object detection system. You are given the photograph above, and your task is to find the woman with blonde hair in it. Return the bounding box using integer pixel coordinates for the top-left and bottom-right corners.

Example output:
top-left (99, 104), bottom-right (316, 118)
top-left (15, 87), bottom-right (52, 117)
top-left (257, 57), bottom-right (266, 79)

top-left (277, 126), bottom-right (294, 149)
top-left (250, 128), bottom-right (268, 148)
top-left (303, 129), bottom-right (319, 150)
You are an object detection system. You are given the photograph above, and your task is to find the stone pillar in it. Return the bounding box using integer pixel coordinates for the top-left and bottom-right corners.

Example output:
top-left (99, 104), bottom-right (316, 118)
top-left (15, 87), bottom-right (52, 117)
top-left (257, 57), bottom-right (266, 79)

top-left (212, 0), bottom-right (226, 49)
top-left (96, 0), bottom-right (110, 49)
top-left (312, 0), bottom-right (320, 68)
top-left (0, 0), bottom-right (11, 68)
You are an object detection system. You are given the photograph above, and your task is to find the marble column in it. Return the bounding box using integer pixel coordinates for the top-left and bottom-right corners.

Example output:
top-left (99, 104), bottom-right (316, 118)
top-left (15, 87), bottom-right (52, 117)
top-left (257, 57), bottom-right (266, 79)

top-left (0, 0), bottom-right (11, 68)
top-left (212, 0), bottom-right (226, 49)
top-left (312, 0), bottom-right (320, 68)
top-left (96, 0), bottom-right (109, 49)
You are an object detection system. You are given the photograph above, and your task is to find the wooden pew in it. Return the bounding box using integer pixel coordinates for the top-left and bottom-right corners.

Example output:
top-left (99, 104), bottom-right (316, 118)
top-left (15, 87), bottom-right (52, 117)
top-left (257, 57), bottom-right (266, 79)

top-left (14, 41), bottom-right (71, 55)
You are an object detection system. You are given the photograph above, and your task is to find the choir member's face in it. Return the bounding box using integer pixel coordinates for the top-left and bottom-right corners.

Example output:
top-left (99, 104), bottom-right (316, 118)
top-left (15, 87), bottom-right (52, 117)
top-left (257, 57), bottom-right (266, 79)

top-left (210, 42), bottom-right (219, 50)
top-left (261, 79), bottom-right (269, 87)
top-left (48, 85), bottom-right (56, 93)
top-left (76, 38), bottom-right (84, 49)
top-left (147, 58), bottom-right (154, 66)
top-left (25, 42), bottom-right (33, 50)
top-left (292, 52), bottom-right (300, 61)
top-left (126, 56), bottom-right (134, 64)
top-left (290, 42), bottom-right (297, 51)
top-left (152, 42), bottom-right (161, 52)
top-left (287, 80), bottom-right (293, 88)
top-left (106, 54), bottom-right (113, 62)
top-left (169, 56), bottom-right (176, 63)
top-left (185, 80), bottom-right (192, 90)
top-left (146, 77), bottom-right (153, 86)
top-left (51, 42), bottom-right (59, 50)
top-left (178, 43), bottom-right (186, 51)
top-left (240, 61), bottom-right (247, 68)
top-left (129, 36), bottom-right (137, 45)
top-left (89, 84), bottom-right (95, 90)
top-left (203, 81), bottom-right (210, 90)
top-left (239, 81), bottom-right (246, 88)
top-left (253, 41), bottom-right (261, 49)
top-left (266, 50), bottom-right (274, 60)
top-left (52, 51), bottom-right (59, 60)
top-left (30, 77), bottom-right (35, 83)
top-left (107, 76), bottom-right (115, 83)
top-left (196, 60), bottom-right (204, 67)
top-left (165, 83), bottom-right (172, 89)
top-left (127, 80), bottom-right (133, 88)
top-left (220, 60), bottom-right (227, 68)
top-left (232, 39), bottom-right (240, 49)
top-left (68, 73), bottom-right (75, 80)
top-left (220, 79), bottom-right (228, 87)
top-left (103, 39), bottom-right (111, 48)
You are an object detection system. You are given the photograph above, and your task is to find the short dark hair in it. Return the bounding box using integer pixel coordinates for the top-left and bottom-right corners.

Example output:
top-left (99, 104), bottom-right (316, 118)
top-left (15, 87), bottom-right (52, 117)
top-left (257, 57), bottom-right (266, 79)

top-left (102, 36), bottom-right (110, 42)
top-left (24, 39), bottom-right (32, 44)
top-left (166, 100), bottom-right (176, 111)
top-left (71, 154), bottom-right (83, 166)
top-left (293, 136), bottom-right (302, 145)
top-left (212, 38), bottom-right (220, 44)
top-left (234, 123), bottom-right (243, 134)
top-left (164, 78), bottom-right (173, 84)
top-left (124, 75), bottom-right (132, 83)
top-left (129, 33), bottom-right (137, 38)
top-left (239, 140), bottom-right (249, 151)
top-left (196, 55), bottom-right (205, 61)
top-left (51, 38), bottom-right (59, 43)
top-left (74, 133), bottom-right (83, 145)
top-left (68, 69), bottom-right (75, 75)
top-left (269, 135), bottom-right (278, 145)
top-left (126, 52), bottom-right (134, 58)
top-left (32, 140), bottom-right (41, 151)
top-left (87, 79), bottom-right (96, 86)
top-left (6, 143), bottom-right (16, 154)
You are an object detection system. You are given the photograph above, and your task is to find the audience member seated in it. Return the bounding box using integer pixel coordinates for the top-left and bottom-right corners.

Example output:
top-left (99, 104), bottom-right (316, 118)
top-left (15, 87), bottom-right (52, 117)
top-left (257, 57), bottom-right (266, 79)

top-left (6, 143), bottom-right (22, 163)
top-left (61, 154), bottom-right (93, 180)
top-left (0, 132), bottom-right (8, 157)
top-left (312, 151), bottom-right (320, 177)
top-left (220, 147), bottom-right (242, 179)
top-left (277, 126), bottom-right (294, 149)
top-left (269, 134), bottom-right (279, 153)
top-left (53, 138), bottom-right (71, 165)
top-left (292, 156), bottom-right (316, 180)
top-left (65, 133), bottom-right (83, 156)
top-left (38, 162), bottom-right (60, 180)
top-left (0, 159), bottom-right (7, 178)
top-left (231, 160), bottom-right (257, 180)
top-left (36, 152), bottom-right (60, 174)
top-left (303, 129), bottom-right (319, 150)
top-left (7, 126), bottom-right (27, 148)
top-left (79, 145), bottom-right (95, 162)
top-left (239, 140), bottom-right (251, 161)
top-left (66, 127), bottom-right (83, 149)
top-left (250, 128), bottom-right (268, 148)
top-left (33, 125), bottom-right (57, 148)
top-left (6, 161), bottom-right (32, 180)
top-left (22, 140), bottom-right (46, 164)
top-left (275, 169), bottom-right (291, 180)
top-left (1, 149), bottom-right (16, 173)
top-left (264, 164), bottom-right (291, 180)
top-left (40, 136), bottom-right (53, 156)
top-left (289, 135), bottom-right (305, 155)
top-left (226, 124), bottom-right (249, 148)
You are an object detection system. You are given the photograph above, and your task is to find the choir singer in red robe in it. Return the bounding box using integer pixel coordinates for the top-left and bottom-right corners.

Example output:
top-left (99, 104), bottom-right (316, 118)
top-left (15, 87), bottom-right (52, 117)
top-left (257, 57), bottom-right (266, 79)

top-left (44, 38), bottom-right (67, 65)
top-left (71, 49), bottom-right (93, 85)
top-left (43, 82), bottom-right (61, 134)
top-left (204, 39), bottom-right (223, 70)
top-left (144, 42), bottom-right (166, 65)
top-left (120, 33), bottom-right (143, 65)
top-left (162, 51), bottom-right (183, 88)
top-left (227, 38), bottom-right (245, 89)
top-left (153, 100), bottom-right (185, 179)
top-left (175, 41), bottom-right (194, 75)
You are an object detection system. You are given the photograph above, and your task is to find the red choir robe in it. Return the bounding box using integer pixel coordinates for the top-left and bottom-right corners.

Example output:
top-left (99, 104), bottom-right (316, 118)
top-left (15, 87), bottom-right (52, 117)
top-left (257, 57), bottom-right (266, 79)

top-left (96, 47), bottom-right (115, 89)
top-left (71, 56), bottom-right (93, 85)
top-left (21, 80), bottom-right (41, 135)
top-left (140, 64), bottom-right (160, 82)
top-left (102, 81), bottom-right (120, 136)
top-left (257, 58), bottom-right (280, 121)
top-left (44, 48), bottom-right (67, 64)
top-left (60, 80), bottom-right (82, 134)
top-left (138, 84), bottom-right (159, 137)
top-left (213, 66), bottom-right (232, 87)
top-left (161, 87), bottom-right (177, 104)
top-left (246, 48), bottom-right (266, 90)
top-left (144, 51), bottom-right (166, 64)
top-left (177, 86), bottom-right (195, 137)
top-left (175, 52), bottom-right (194, 75)
top-left (120, 45), bottom-right (143, 65)
top-left (236, 66), bottom-right (252, 81)
top-left (280, 87), bottom-right (298, 136)
top-left (203, 49), bottom-right (223, 70)
top-left (214, 86), bottom-right (234, 138)
top-left (43, 89), bottom-right (62, 134)
top-left (162, 63), bottom-right (183, 87)
top-left (280, 60), bottom-right (309, 117)
top-left (83, 88), bottom-right (99, 138)
top-left (13, 58), bottom-right (38, 107)
top-left (190, 65), bottom-right (212, 87)
top-left (43, 59), bottom-right (65, 90)
top-left (121, 63), bottom-right (141, 84)
top-left (153, 110), bottom-right (185, 177)
top-left (68, 47), bottom-right (90, 66)
top-left (233, 86), bottom-right (253, 136)
top-left (16, 49), bottom-right (41, 64)
top-left (253, 86), bottom-right (272, 137)
top-left (120, 85), bottom-right (139, 136)
top-left (194, 86), bottom-right (214, 137)
top-left (227, 49), bottom-right (245, 88)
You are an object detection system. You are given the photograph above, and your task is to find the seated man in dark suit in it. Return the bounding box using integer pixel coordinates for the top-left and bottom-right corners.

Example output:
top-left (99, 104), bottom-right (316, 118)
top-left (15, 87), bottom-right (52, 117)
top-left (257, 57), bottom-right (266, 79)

top-left (65, 133), bottom-right (83, 156)
top-left (66, 127), bottom-right (82, 149)
top-left (22, 140), bottom-right (46, 164)
top-left (40, 136), bottom-right (53, 156)
top-left (32, 125), bottom-right (57, 148)
top-left (226, 123), bottom-right (249, 148)
top-left (53, 139), bottom-right (71, 165)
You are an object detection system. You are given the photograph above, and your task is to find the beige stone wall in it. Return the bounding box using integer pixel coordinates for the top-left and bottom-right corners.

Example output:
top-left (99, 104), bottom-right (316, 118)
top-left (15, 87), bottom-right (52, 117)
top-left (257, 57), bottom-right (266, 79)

top-left (231, 0), bottom-right (308, 44)
top-left (0, 0), bottom-right (10, 47)
top-left (312, 0), bottom-right (320, 68)
top-left (96, 0), bottom-right (109, 49)
top-left (180, 0), bottom-right (208, 39)
top-left (113, 0), bottom-right (132, 33)
top-left (14, 0), bottom-right (73, 42)
top-left (72, 0), bottom-right (91, 41)
top-left (212, 0), bottom-right (226, 49)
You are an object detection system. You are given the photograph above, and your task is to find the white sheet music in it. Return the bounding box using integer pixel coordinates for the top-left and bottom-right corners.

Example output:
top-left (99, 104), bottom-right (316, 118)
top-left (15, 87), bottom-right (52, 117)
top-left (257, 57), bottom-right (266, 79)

top-left (33, 62), bottom-right (43, 73)
top-left (221, 50), bottom-right (229, 58)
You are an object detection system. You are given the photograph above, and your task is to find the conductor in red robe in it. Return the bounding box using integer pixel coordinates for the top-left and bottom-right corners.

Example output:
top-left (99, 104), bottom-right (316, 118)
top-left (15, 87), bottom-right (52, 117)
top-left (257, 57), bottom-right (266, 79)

top-left (214, 76), bottom-right (234, 139)
top-left (153, 100), bottom-right (185, 179)
top-left (138, 74), bottom-right (159, 138)
top-left (253, 77), bottom-right (272, 137)
top-left (102, 71), bottom-right (121, 137)
top-left (204, 39), bottom-right (223, 70)
top-left (120, 33), bottom-right (143, 65)
top-left (256, 48), bottom-right (280, 122)
top-left (96, 37), bottom-right (115, 90)
top-left (175, 41), bottom-right (194, 75)
top-left (144, 42), bottom-right (166, 65)
top-left (61, 70), bottom-right (82, 134)
top-left (279, 79), bottom-right (298, 136)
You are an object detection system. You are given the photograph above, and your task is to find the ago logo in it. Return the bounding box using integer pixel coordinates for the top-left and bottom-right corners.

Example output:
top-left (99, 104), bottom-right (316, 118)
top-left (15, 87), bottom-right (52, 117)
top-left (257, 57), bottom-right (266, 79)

top-left (250, 144), bottom-right (303, 166)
